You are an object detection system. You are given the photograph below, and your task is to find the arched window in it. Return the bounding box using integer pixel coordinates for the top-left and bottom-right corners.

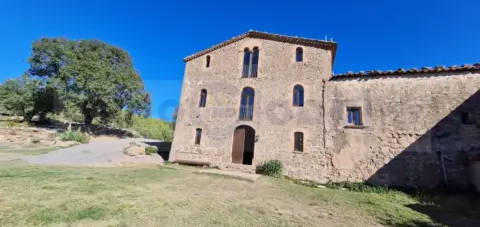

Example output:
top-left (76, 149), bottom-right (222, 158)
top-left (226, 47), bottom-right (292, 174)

top-left (239, 87), bottom-right (255, 120)
top-left (199, 89), bottom-right (207, 107)
top-left (251, 47), bottom-right (259, 77)
top-left (294, 132), bottom-right (304, 152)
top-left (242, 47), bottom-right (259, 78)
top-left (242, 48), bottom-right (251, 77)
top-left (195, 128), bottom-right (202, 145)
top-left (293, 85), bottom-right (304, 107)
top-left (296, 47), bottom-right (303, 62)
top-left (206, 55), bottom-right (211, 68)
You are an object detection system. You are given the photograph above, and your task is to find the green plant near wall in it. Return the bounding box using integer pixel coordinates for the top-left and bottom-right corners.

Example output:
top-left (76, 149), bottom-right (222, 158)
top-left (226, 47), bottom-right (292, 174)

top-left (256, 160), bottom-right (283, 178)
top-left (145, 146), bottom-right (159, 155)
top-left (59, 129), bottom-right (90, 144)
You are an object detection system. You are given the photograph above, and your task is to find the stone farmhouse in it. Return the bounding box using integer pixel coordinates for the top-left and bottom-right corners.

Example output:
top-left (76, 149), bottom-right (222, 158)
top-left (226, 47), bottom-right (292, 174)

top-left (170, 31), bottom-right (480, 190)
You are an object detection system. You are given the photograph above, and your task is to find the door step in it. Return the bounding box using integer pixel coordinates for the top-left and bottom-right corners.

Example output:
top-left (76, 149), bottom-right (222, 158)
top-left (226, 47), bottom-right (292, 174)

top-left (224, 163), bottom-right (256, 174)
top-left (195, 169), bottom-right (260, 182)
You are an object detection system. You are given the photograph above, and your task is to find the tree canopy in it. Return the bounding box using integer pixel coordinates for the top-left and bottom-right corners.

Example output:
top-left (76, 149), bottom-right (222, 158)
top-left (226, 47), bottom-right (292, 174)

top-left (0, 75), bottom-right (36, 119)
top-left (0, 75), bottom-right (57, 121)
top-left (28, 38), bottom-right (150, 125)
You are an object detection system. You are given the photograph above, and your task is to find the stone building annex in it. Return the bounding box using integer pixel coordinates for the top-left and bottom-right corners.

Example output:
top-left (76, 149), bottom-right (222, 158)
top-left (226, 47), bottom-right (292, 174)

top-left (170, 31), bottom-right (480, 190)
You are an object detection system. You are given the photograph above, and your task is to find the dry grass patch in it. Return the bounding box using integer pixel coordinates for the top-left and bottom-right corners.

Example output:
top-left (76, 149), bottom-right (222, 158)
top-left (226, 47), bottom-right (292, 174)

top-left (0, 146), bottom-right (58, 156)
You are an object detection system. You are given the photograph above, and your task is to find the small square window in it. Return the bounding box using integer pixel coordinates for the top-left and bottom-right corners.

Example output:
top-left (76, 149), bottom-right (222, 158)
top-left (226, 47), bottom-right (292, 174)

top-left (462, 112), bottom-right (475, 125)
top-left (347, 107), bottom-right (362, 126)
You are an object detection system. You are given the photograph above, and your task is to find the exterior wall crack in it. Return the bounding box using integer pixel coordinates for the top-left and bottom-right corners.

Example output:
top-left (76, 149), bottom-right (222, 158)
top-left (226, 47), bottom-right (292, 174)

top-left (322, 79), bottom-right (327, 150)
top-left (322, 79), bottom-right (328, 177)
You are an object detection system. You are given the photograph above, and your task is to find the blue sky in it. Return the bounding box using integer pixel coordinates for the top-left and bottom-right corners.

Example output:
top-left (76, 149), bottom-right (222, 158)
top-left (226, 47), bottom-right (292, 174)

top-left (1, 0), bottom-right (479, 120)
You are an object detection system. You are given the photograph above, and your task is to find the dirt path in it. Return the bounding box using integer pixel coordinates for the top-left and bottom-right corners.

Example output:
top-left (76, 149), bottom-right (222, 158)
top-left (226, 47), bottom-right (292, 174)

top-left (23, 137), bottom-right (164, 167)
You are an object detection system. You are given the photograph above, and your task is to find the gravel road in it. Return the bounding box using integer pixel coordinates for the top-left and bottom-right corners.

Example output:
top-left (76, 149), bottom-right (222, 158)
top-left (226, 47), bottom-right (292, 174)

top-left (24, 137), bottom-right (164, 167)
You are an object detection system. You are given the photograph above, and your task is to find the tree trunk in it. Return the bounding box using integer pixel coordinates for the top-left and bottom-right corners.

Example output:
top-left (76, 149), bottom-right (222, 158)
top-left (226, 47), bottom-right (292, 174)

top-left (39, 112), bottom-right (47, 123)
top-left (23, 111), bottom-right (34, 123)
top-left (83, 112), bottom-right (94, 134)
top-left (84, 113), bottom-right (93, 126)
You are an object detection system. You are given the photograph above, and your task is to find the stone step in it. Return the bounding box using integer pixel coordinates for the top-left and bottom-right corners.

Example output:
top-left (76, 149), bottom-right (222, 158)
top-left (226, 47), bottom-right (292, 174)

top-left (224, 163), bottom-right (256, 174)
top-left (195, 169), bottom-right (260, 182)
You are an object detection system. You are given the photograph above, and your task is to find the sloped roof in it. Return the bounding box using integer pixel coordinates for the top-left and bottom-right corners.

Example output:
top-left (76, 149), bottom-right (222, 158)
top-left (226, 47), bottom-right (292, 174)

top-left (332, 63), bottom-right (480, 80)
top-left (183, 30), bottom-right (337, 62)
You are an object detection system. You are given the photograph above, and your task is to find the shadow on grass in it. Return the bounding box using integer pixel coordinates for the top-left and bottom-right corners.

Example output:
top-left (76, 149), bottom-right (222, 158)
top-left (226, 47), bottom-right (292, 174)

top-left (302, 181), bottom-right (480, 227)
top-left (402, 189), bottom-right (480, 227)
top-left (31, 119), bottom-right (135, 138)
top-left (404, 203), bottom-right (479, 227)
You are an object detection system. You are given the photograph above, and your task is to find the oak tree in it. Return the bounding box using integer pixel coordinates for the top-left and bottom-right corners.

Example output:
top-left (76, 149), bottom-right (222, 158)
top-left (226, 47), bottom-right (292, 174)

top-left (28, 38), bottom-right (150, 125)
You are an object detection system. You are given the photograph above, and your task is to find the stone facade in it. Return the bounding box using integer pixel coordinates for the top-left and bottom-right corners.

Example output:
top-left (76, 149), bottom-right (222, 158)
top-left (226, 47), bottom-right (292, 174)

top-left (326, 73), bottom-right (480, 188)
top-left (170, 31), bottom-right (480, 189)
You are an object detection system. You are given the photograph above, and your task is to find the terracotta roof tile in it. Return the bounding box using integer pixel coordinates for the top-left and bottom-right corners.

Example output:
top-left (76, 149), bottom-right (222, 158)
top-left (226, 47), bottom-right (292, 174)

top-left (332, 63), bottom-right (480, 79)
top-left (183, 30), bottom-right (337, 62)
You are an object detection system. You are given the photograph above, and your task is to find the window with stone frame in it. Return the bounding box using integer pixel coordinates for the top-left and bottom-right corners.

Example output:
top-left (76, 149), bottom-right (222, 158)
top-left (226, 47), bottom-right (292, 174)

top-left (347, 107), bottom-right (362, 126)
top-left (195, 128), bottom-right (202, 145)
top-left (206, 55), bottom-right (211, 68)
top-left (462, 112), bottom-right (475, 125)
top-left (296, 47), bottom-right (303, 62)
top-left (242, 47), bottom-right (259, 78)
top-left (293, 85), bottom-right (304, 107)
top-left (294, 132), bottom-right (304, 152)
top-left (199, 89), bottom-right (207, 107)
top-left (239, 87), bottom-right (255, 120)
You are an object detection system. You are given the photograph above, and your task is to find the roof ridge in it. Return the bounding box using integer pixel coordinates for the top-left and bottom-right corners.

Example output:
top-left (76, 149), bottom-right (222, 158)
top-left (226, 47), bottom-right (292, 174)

top-left (246, 30), bottom-right (336, 44)
top-left (183, 30), bottom-right (337, 62)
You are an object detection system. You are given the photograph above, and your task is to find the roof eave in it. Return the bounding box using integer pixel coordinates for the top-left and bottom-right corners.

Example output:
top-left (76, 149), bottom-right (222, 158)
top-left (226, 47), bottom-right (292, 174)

top-left (331, 63), bottom-right (480, 80)
top-left (183, 31), bottom-right (337, 63)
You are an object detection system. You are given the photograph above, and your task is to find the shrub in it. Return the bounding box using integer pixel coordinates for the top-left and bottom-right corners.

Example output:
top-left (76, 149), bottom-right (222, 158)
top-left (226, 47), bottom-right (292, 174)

top-left (59, 130), bottom-right (89, 144)
top-left (256, 160), bottom-right (283, 178)
top-left (5, 121), bottom-right (18, 128)
top-left (112, 111), bottom-right (173, 141)
top-left (145, 146), bottom-right (158, 155)
top-left (31, 137), bottom-right (41, 144)
top-left (325, 182), bottom-right (391, 193)
top-left (132, 117), bottom-right (173, 141)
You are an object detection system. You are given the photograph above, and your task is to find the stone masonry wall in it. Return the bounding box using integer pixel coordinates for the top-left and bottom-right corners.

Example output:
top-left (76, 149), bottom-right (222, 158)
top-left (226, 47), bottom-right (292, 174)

top-left (325, 72), bottom-right (480, 189)
top-left (171, 36), bottom-right (480, 189)
top-left (170, 37), bottom-right (333, 182)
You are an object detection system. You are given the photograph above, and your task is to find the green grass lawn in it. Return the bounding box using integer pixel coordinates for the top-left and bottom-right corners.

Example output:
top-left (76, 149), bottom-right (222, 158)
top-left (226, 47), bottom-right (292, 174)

top-left (0, 161), bottom-right (479, 226)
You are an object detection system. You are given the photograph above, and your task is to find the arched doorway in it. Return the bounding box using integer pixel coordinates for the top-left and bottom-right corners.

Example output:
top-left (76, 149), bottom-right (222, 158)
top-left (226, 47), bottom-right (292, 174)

top-left (232, 125), bottom-right (255, 165)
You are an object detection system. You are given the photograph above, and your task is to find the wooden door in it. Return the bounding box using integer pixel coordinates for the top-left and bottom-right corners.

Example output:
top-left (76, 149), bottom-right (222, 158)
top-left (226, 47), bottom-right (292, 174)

top-left (232, 127), bottom-right (245, 164)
